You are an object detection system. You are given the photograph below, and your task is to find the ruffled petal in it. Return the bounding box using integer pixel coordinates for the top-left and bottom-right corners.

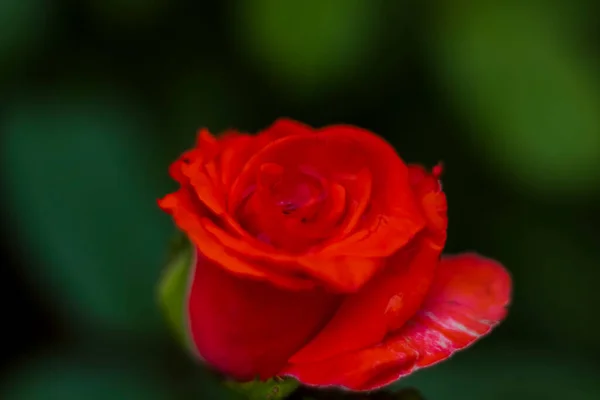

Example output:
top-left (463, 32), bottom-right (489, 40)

top-left (223, 124), bottom-right (425, 291)
top-left (172, 119), bottom-right (310, 219)
top-left (162, 122), bottom-right (440, 294)
top-left (160, 186), bottom-right (383, 292)
top-left (281, 253), bottom-right (511, 391)
top-left (187, 249), bottom-right (340, 380)
top-left (158, 189), bottom-right (316, 290)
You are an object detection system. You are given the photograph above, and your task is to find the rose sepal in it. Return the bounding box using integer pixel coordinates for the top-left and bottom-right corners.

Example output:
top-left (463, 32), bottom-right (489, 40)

top-left (157, 230), bottom-right (193, 348)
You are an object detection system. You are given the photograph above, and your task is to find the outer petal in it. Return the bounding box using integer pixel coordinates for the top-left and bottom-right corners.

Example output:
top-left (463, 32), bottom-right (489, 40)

top-left (216, 118), bottom-right (313, 192)
top-left (408, 164), bottom-right (447, 240)
top-left (168, 118), bottom-right (311, 234)
top-left (160, 186), bottom-right (383, 292)
top-left (159, 121), bottom-right (324, 290)
top-left (281, 253), bottom-right (511, 391)
top-left (287, 235), bottom-right (440, 365)
top-left (187, 249), bottom-right (340, 380)
top-left (159, 189), bottom-right (316, 290)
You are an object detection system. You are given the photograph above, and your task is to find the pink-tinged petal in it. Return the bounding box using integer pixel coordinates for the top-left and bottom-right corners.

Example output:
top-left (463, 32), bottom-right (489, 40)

top-left (187, 249), bottom-right (340, 380)
top-left (405, 253), bottom-right (511, 367)
top-left (281, 253), bottom-right (511, 391)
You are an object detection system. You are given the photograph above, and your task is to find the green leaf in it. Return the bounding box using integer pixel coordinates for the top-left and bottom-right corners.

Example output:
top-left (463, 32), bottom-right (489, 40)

top-left (226, 377), bottom-right (300, 400)
top-left (0, 86), bottom-right (171, 334)
top-left (157, 232), bottom-right (193, 347)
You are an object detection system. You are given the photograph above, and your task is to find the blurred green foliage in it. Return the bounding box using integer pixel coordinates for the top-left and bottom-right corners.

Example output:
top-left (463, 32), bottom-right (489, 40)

top-left (158, 233), bottom-right (192, 349)
top-left (1, 0), bottom-right (599, 399)
top-left (236, 0), bottom-right (378, 96)
top-left (0, 355), bottom-right (174, 400)
top-left (430, 1), bottom-right (600, 194)
top-left (0, 0), bottom-right (52, 74)
top-left (2, 87), bottom-right (171, 333)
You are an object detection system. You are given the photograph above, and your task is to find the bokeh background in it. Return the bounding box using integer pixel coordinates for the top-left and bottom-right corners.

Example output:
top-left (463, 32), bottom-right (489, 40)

top-left (1, 1), bottom-right (600, 399)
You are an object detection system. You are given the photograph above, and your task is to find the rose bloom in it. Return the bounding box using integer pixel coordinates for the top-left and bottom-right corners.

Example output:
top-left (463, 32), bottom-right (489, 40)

top-left (159, 119), bottom-right (511, 391)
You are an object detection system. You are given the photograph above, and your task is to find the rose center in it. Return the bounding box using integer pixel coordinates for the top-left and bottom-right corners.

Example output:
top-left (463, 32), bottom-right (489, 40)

top-left (236, 162), bottom-right (346, 251)
top-left (259, 163), bottom-right (326, 222)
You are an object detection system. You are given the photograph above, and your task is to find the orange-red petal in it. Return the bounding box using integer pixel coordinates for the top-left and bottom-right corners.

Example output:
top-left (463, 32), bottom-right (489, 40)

top-left (201, 216), bottom-right (383, 292)
top-left (407, 164), bottom-right (447, 247)
top-left (281, 253), bottom-right (511, 391)
top-left (158, 189), bottom-right (315, 290)
top-left (223, 124), bottom-right (425, 290)
top-left (187, 249), bottom-right (340, 380)
top-left (162, 121), bottom-right (438, 294)
top-left (218, 118), bottom-right (312, 192)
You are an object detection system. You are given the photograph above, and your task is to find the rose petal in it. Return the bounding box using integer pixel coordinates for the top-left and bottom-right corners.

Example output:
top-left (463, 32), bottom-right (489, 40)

top-left (262, 118), bottom-right (315, 141)
top-left (202, 217), bottom-right (383, 292)
top-left (230, 125), bottom-right (424, 251)
top-left (314, 126), bottom-right (426, 258)
top-left (160, 186), bottom-right (383, 291)
top-left (162, 154), bottom-right (448, 293)
top-left (281, 253), bottom-right (511, 391)
top-left (218, 118), bottom-right (312, 191)
top-left (187, 249), bottom-right (340, 380)
top-left (287, 235), bottom-right (440, 364)
top-left (407, 164), bottom-right (448, 248)
top-left (176, 119), bottom-right (310, 218)
top-left (166, 119), bottom-right (333, 257)
top-left (158, 189), bottom-right (316, 290)
top-left (222, 124), bottom-right (425, 291)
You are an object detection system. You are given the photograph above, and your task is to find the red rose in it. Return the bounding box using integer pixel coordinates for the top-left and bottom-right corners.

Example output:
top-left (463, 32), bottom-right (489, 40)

top-left (158, 119), bottom-right (511, 391)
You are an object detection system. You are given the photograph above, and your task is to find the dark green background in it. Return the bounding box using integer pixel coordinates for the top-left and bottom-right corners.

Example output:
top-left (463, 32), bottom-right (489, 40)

top-left (1, 1), bottom-right (599, 399)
